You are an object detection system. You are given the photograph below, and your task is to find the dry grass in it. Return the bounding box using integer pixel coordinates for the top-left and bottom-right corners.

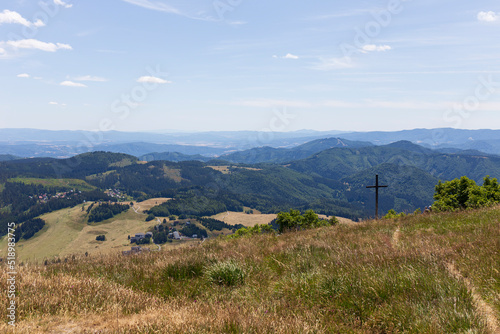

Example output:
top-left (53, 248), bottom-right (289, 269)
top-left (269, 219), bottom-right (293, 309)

top-left (1, 206), bottom-right (499, 333)
top-left (206, 166), bottom-right (263, 175)
top-left (210, 211), bottom-right (278, 227)
top-left (132, 198), bottom-right (171, 212)
top-left (0, 198), bottom-right (173, 261)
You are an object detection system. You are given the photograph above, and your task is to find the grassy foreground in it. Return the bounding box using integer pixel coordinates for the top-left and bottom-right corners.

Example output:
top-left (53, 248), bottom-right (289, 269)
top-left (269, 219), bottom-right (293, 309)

top-left (1, 206), bottom-right (499, 333)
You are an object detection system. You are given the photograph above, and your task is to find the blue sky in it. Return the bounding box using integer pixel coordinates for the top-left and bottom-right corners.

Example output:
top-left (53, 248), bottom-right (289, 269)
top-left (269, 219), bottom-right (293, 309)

top-left (1, 0), bottom-right (500, 132)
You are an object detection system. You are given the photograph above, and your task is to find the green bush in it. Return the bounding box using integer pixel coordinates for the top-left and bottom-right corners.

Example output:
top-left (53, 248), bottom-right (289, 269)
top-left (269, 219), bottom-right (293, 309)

top-left (276, 209), bottom-right (337, 233)
top-left (231, 224), bottom-right (275, 239)
top-left (206, 260), bottom-right (245, 287)
top-left (433, 176), bottom-right (500, 212)
top-left (383, 209), bottom-right (406, 219)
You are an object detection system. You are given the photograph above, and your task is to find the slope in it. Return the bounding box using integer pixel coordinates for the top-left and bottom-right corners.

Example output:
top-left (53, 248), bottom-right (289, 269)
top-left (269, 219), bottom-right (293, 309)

top-left (288, 142), bottom-right (500, 184)
top-left (219, 137), bottom-right (373, 164)
top-left (1, 206), bottom-right (498, 333)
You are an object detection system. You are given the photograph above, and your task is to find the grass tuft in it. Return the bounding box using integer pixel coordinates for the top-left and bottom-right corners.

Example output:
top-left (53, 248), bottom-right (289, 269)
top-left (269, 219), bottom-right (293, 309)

top-left (205, 260), bottom-right (246, 287)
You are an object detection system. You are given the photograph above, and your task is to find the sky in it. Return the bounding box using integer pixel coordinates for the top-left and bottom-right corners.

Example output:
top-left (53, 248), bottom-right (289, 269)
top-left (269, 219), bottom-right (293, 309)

top-left (1, 0), bottom-right (500, 133)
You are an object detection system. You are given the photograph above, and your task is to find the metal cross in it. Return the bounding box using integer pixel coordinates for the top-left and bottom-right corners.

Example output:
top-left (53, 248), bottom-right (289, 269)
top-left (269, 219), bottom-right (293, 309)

top-left (366, 174), bottom-right (388, 219)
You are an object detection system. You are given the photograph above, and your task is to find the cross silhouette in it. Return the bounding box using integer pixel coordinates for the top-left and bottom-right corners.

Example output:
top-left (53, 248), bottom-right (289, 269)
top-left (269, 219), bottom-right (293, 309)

top-left (366, 174), bottom-right (388, 219)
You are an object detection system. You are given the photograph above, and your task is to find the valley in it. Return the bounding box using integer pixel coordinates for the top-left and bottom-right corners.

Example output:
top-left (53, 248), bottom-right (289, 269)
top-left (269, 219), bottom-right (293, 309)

top-left (1, 132), bottom-right (500, 262)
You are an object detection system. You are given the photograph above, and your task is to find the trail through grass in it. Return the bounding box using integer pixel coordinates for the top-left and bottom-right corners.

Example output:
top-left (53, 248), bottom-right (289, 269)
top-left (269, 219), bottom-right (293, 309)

top-left (0, 206), bottom-right (499, 333)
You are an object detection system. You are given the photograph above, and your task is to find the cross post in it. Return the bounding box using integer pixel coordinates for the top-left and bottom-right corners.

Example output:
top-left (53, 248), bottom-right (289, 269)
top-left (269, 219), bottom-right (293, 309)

top-left (366, 174), bottom-right (388, 219)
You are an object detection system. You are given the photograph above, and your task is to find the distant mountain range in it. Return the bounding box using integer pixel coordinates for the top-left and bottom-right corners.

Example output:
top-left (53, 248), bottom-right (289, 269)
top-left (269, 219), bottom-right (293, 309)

top-left (217, 138), bottom-right (374, 164)
top-left (2, 128), bottom-right (500, 158)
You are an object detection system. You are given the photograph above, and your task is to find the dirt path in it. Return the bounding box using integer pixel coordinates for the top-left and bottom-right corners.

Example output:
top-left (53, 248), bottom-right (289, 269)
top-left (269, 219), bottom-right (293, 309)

top-left (445, 262), bottom-right (500, 334)
top-left (392, 227), bottom-right (401, 248)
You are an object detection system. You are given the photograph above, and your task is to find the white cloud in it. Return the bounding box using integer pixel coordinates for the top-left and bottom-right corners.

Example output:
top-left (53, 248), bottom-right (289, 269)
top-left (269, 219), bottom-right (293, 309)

top-left (137, 76), bottom-right (171, 84)
top-left (17, 73), bottom-right (30, 78)
top-left (284, 53), bottom-right (299, 59)
top-left (0, 9), bottom-right (46, 27)
top-left (478, 11), bottom-right (498, 22)
top-left (274, 53), bottom-right (300, 60)
top-left (60, 81), bottom-right (87, 87)
top-left (49, 101), bottom-right (67, 106)
top-left (54, 0), bottom-right (73, 8)
top-left (362, 44), bottom-right (392, 52)
top-left (1, 39), bottom-right (72, 52)
top-left (74, 75), bottom-right (108, 82)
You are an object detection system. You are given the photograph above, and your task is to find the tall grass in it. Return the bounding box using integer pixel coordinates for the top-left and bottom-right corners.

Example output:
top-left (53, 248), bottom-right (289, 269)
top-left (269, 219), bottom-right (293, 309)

top-left (1, 206), bottom-right (499, 333)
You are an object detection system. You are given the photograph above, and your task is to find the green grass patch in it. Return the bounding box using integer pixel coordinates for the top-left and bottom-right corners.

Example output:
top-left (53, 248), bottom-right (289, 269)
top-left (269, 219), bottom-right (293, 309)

top-left (8, 177), bottom-right (96, 192)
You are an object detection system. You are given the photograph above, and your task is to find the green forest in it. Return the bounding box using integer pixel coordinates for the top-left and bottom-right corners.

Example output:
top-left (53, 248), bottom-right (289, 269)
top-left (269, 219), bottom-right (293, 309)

top-left (1, 139), bottom-right (500, 238)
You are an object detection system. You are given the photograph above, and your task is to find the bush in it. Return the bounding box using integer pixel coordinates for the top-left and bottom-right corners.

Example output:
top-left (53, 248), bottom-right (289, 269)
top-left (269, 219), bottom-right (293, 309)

top-left (206, 260), bottom-right (245, 287)
top-left (276, 209), bottom-right (336, 233)
top-left (96, 235), bottom-right (106, 241)
top-left (231, 224), bottom-right (275, 239)
top-left (145, 214), bottom-right (155, 222)
top-left (433, 176), bottom-right (500, 212)
top-left (383, 209), bottom-right (406, 219)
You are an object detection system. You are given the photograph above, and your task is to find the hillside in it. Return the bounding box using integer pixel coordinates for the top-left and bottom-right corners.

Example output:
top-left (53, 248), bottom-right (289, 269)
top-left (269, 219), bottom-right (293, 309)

top-left (1, 206), bottom-right (498, 333)
top-left (288, 143), bottom-right (500, 184)
top-left (0, 154), bottom-right (20, 162)
top-left (0, 200), bottom-right (164, 261)
top-left (219, 137), bottom-right (373, 164)
top-left (139, 151), bottom-right (211, 162)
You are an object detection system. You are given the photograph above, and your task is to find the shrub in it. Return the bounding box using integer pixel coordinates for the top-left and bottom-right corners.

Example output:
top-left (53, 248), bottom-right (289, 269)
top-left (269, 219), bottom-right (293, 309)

top-left (206, 260), bottom-right (245, 287)
top-left (433, 175), bottom-right (500, 212)
top-left (231, 224), bottom-right (275, 239)
top-left (383, 209), bottom-right (406, 219)
top-left (276, 209), bottom-right (337, 233)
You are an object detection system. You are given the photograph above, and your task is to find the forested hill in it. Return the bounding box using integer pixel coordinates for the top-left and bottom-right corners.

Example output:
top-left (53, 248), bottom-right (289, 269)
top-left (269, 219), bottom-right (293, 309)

top-left (2, 140), bottom-right (500, 238)
top-left (287, 142), bottom-right (500, 184)
top-left (218, 137), bottom-right (373, 164)
top-left (0, 151), bottom-right (138, 181)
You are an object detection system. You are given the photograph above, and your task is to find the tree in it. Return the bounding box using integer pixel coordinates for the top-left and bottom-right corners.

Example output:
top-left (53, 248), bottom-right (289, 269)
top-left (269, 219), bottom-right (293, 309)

top-left (276, 209), bottom-right (303, 233)
top-left (301, 209), bottom-right (320, 229)
top-left (433, 176), bottom-right (500, 212)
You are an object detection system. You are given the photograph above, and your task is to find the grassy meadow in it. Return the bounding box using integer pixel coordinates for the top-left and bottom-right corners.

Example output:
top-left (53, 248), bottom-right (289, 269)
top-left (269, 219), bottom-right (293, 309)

top-left (7, 177), bottom-right (97, 192)
top-left (0, 199), bottom-right (176, 261)
top-left (0, 206), bottom-right (499, 333)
